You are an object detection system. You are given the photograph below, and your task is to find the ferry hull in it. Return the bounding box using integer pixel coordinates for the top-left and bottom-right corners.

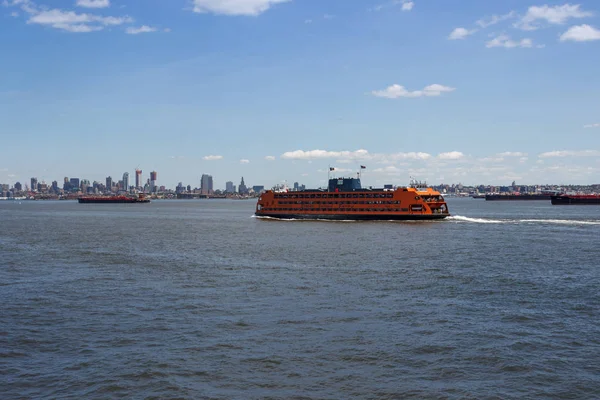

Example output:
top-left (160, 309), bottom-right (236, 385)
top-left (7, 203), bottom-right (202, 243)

top-left (256, 177), bottom-right (450, 221)
top-left (256, 213), bottom-right (449, 221)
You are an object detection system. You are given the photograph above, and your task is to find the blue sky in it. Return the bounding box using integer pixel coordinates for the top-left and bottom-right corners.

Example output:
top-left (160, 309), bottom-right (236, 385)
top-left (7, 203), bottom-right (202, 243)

top-left (2, 0), bottom-right (600, 189)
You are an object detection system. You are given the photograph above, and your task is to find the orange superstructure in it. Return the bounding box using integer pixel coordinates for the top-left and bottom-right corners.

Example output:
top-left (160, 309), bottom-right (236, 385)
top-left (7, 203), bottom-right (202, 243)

top-left (255, 177), bottom-right (449, 220)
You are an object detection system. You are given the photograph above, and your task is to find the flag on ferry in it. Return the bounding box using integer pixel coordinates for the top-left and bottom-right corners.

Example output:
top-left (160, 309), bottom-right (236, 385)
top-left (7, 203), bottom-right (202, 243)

top-left (329, 167), bottom-right (335, 171)
top-left (360, 165), bottom-right (366, 169)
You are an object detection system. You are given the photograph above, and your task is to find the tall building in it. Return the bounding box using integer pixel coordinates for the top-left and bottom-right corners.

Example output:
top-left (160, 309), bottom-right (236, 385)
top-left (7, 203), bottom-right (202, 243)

top-left (30, 177), bottom-right (38, 192)
top-left (201, 174), bottom-right (213, 195)
top-left (14, 182), bottom-right (22, 191)
top-left (150, 171), bottom-right (157, 193)
top-left (51, 181), bottom-right (59, 193)
top-left (135, 169), bottom-right (142, 189)
top-left (123, 172), bottom-right (129, 192)
top-left (106, 176), bottom-right (113, 192)
top-left (225, 181), bottom-right (234, 193)
top-left (239, 177), bottom-right (247, 195)
top-left (69, 178), bottom-right (80, 192)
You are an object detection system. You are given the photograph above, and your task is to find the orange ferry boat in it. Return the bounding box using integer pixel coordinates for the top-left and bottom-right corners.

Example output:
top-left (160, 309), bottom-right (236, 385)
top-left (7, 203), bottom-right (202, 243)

top-left (255, 177), bottom-right (449, 220)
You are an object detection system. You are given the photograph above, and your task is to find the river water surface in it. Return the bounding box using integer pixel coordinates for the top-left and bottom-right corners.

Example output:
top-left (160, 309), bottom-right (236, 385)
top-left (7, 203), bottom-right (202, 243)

top-left (1, 198), bottom-right (599, 399)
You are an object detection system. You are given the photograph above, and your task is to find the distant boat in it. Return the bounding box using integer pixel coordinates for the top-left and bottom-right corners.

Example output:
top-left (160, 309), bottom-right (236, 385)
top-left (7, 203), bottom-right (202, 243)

top-left (78, 194), bottom-right (150, 204)
top-left (485, 194), bottom-right (553, 201)
top-left (551, 194), bottom-right (600, 205)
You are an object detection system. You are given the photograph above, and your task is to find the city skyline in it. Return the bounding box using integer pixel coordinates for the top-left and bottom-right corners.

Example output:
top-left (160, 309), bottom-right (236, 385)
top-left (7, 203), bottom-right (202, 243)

top-left (2, 1), bottom-right (600, 186)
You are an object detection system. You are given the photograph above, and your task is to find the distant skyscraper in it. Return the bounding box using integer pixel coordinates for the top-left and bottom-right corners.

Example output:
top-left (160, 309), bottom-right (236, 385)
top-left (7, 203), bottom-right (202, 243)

top-left (135, 169), bottom-right (142, 189)
top-left (225, 181), bottom-right (234, 193)
top-left (14, 182), bottom-right (22, 191)
top-left (70, 178), bottom-right (80, 192)
top-left (30, 177), bottom-right (38, 192)
top-left (123, 172), bottom-right (129, 192)
top-left (201, 174), bottom-right (213, 195)
top-left (106, 176), bottom-right (113, 192)
top-left (293, 182), bottom-right (299, 191)
top-left (150, 171), bottom-right (157, 193)
top-left (239, 177), bottom-right (247, 195)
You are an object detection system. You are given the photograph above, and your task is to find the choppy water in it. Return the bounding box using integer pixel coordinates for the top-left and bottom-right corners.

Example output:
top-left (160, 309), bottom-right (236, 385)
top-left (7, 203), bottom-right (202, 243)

top-left (1, 198), bottom-right (599, 399)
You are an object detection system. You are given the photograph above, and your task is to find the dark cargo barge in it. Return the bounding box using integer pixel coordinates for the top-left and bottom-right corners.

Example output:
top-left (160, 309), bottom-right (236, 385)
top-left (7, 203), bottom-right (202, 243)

top-left (551, 195), bottom-right (600, 205)
top-left (485, 194), bottom-right (552, 201)
top-left (78, 195), bottom-right (150, 204)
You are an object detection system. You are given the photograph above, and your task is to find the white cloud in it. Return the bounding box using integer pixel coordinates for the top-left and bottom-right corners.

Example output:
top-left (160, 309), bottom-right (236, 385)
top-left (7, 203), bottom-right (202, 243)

top-left (304, 19), bottom-right (312, 24)
top-left (203, 155), bottom-right (223, 161)
top-left (486, 34), bottom-right (533, 48)
top-left (584, 123), bottom-right (600, 128)
top-left (282, 149), bottom-right (370, 160)
top-left (373, 165), bottom-right (401, 173)
top-left (560, 24), bottom-right (600, 41)
top-left (371, 0), bottom-right (413, 12)
top-left (126, 25), bottom-right (157, 34)
top-left (371, 83), bottom-right (455, 99)
top-left (517, 4), bottom-right (592, 31)
top-left (191, 0), bottom-right (290, 16)
top-left (10, 11), bottom-right (19, 17)
top-left (240, 159), bottom-right (250, 164)
top-left (438, 151), bottom-right (464, 160)
top-left (389, 152), bottom-right (432, 161)
top-left (448, 27), bottom-right (476, 40)
top-left (479, 156), bottom-right (505, 163)
top-left (280, 149), bottom-right (434, 163)
top-left (265, 155), bottom-right (276, 161)
top-left (476, 11), bottom-right (516, 28)
top-left (539, 150), bottom-right (600, 158)
top-left (76, 0), bottom-right (110, 8)
top-left (26, 8), bottom-right (133, 32)
top-left (498, 151), bottom-right (528, 157)
top-left (3, 0), bottom-right (37, 14)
